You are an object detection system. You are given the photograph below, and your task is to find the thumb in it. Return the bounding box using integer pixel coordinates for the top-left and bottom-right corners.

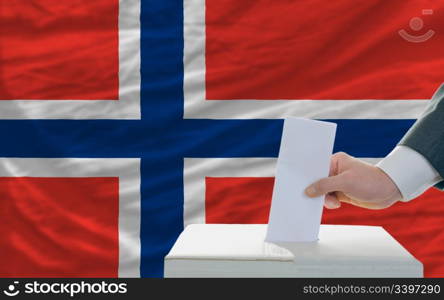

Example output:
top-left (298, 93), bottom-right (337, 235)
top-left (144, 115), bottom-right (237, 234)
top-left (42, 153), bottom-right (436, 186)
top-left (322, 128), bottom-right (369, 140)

top-left (305, 175), bottom-right (346, 197)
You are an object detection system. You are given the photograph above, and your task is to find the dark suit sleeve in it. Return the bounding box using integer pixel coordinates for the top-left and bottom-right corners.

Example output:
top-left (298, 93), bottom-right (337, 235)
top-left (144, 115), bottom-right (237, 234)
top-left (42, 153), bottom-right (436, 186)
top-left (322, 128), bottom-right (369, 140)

top-left (399, 84), bottom-right (444, 190)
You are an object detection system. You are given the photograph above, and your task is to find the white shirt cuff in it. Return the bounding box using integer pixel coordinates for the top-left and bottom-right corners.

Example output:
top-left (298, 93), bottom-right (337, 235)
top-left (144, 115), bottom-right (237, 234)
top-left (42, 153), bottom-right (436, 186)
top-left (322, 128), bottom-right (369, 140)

top-left (376, 146), bottom-right (443, 202)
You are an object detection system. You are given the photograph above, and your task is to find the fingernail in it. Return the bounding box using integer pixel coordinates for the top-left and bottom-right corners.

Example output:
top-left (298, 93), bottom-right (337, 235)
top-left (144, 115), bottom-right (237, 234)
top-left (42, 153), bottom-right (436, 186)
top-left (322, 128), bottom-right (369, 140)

top-left (305, 186), bottom-right (316, 197)
top-left (325, 197), bottom-right (341, 209)
top-left (331, 202), bottom-right (341, 209)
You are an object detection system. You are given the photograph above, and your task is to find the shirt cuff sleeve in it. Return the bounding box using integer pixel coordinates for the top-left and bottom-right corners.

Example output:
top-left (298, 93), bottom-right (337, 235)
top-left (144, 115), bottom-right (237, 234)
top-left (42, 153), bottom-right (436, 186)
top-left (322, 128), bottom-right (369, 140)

top-left (376, 145), bottom-right (443, 202)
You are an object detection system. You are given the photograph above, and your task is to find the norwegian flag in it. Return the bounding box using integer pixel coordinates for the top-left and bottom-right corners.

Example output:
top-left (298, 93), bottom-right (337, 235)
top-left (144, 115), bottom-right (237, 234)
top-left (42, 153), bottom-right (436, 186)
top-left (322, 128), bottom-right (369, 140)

top-left (0, 0), bottom-right (444, 278)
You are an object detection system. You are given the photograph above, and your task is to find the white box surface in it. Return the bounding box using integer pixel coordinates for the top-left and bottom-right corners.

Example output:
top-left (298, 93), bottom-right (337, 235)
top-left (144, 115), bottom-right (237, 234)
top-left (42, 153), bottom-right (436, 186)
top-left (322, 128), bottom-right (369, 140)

top-left (164, 224), bottom-right (423, 278)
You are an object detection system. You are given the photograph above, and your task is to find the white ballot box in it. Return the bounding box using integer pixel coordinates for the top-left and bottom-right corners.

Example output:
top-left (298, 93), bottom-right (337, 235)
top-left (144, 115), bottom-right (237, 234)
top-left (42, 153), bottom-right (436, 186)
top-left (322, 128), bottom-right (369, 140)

top-left (164, 224), bottom-right (423, 278)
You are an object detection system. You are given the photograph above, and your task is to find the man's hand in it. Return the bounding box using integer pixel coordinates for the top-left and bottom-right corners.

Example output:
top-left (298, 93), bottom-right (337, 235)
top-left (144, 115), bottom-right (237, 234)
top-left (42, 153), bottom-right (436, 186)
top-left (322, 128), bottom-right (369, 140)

top-left (304, 152), bottom-right (402, 209)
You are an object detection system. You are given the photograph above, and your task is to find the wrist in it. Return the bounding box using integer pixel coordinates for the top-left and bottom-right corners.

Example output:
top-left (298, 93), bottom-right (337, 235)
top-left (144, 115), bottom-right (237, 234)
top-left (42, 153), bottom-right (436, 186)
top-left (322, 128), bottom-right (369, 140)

top-left (375, 166), bottom-right (402, 203)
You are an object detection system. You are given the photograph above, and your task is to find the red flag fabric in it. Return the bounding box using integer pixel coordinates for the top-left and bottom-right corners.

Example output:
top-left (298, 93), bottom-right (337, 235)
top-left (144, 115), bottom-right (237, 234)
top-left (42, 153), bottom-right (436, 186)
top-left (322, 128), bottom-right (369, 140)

top-left (0, 0), bottom-right (119, 100)
top-left (0, 177), bottom-right (119, 277)
top-left (206, 0), bottom-right (444, 100)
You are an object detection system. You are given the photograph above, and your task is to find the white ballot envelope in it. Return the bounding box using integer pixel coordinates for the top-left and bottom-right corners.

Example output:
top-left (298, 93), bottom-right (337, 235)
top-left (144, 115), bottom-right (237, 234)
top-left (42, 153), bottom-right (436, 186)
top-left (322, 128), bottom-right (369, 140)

top-left (265, 118), bottom-right (337, 242)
